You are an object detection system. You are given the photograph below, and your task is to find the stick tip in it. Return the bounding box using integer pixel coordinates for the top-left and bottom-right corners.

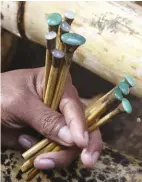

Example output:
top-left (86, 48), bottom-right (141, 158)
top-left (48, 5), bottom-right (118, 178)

top-left (45, 31), bottom-right (57, 40)
top-left (124, 75), bottom-right (136, 87)
top-left (122, 98), bottom-right (132, 114)
top-left (60, 21), bottom-right (71, 33)
top-left (47, 12), bottom-right (62, 26)
top-left (64, 10), bottom-right (75, 20)
top-left (61, 33), bottom-right (86, 46)
top-left (52, 49), bottom-right (65, 58)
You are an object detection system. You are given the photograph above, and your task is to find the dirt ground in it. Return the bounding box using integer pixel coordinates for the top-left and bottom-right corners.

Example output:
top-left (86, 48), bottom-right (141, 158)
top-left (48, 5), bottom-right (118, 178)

top-left (6, 38), bottom-right (142, 161)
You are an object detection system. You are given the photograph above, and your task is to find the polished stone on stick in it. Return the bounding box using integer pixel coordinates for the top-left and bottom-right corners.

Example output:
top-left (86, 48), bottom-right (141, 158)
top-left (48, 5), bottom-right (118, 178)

top-left (47, 13), bottom-right (62, 26)
top-left (61, 33), bottom-right (86, 46)
top-left (114, 87), bottom-right (123, 101)
top-left (124, 75), bottom-right (136, 87)
top-left (47, 12), bottom-right (62, 32)
top-left (122, 98), bottom-right (132, 114)
top-left (118, 81), bottom-right (129, 95)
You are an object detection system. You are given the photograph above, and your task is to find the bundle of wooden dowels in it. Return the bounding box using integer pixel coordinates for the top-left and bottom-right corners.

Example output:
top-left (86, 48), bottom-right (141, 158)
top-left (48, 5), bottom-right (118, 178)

top-left (19, 11), bottom-right (136, 181)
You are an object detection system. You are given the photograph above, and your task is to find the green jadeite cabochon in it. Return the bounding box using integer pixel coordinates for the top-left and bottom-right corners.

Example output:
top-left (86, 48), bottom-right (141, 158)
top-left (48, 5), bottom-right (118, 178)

top-left (47, 13), bottom-right (62, 26)
top-left (61, 33), bottom-right (86, 46)
top-left (118, 81), bottom-right (129, 95)
top-left (114, 87), bottom-right (123, 101)
top-left (124, 75), bottom-right (136, 87)
top-left (122, 98), bottom-right (132, 114)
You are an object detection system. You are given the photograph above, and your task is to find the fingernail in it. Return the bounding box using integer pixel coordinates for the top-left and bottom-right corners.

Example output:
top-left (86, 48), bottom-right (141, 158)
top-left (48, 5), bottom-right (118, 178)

top-left (34, 158), bottom-right (55, 169)
top-left (58, 126), bottom-right (74, 145)
top-left (84, 131), bottom-right (89, 147)
top-left (92, 151), bottom-right (100, 164)
top-left (81, 149), bottom-right (100, 167)
top-left (18, 135), bottom-right (33, 149)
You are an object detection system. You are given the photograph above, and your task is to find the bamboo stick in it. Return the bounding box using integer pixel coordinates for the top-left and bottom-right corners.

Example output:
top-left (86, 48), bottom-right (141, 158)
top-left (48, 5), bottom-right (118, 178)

top-left (43, 31), bottom-right (57, 98)
top-left (47, 12), bottom-right (62, 33)
top-left (26, 168), bottom-right (39, 182)
top-left (22, 76), bottom-right (134, 164)
top-left (64, 10), bottom-right (75, 25)
top-left (26, 146), bottom-right (61, 181)
top-left (58, 21), bottom-right (71, 50)
top-left (46, 12), bottom-right (62, 62)
top-left (24, 97), bottom-right (132, 181)
top-left (85, 76), bottom-right (135, 125)
top-left (89, 98), bottom-right (132, 132)
top-left (44, 49), bottom-right (65, 106)
top-left (2, 1), bottom-right (142, 97)
top-left (51, 33), bottom-right (86, 110)
top-left (21, 142), bottom-right (56, 173)
top-left (22, 75), bottom-right (135, 172)
top-left (22, 139), bottom-right (50, 160)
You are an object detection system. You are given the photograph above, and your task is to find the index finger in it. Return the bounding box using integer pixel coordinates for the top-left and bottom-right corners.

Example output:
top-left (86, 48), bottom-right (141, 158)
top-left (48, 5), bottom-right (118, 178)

top-left (59, 80), bottom-right (88, 149)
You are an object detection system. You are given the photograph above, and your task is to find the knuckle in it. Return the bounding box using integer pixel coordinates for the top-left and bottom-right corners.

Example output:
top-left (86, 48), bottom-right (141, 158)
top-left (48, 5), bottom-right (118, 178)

top-left (38, 112), bottom-right (62, 137)
top-left (60, 99), bottom-right (69, 113)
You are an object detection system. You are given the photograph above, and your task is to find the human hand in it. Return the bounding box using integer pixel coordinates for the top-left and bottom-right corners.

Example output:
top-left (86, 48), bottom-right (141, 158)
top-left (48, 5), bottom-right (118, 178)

top-left (1, 67), bottom-right (102, 168)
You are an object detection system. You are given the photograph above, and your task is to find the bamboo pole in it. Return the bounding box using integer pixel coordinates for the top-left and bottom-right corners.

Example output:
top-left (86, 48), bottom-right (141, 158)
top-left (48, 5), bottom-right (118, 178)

top-left (44, 49), bottom-right (65, 107)
top-left (1, 1), bottom-right (142, 97)
top-left (43, 31), bottom-right (57, 98)
top-left (26, 146), bottom-right (61, 181)
top-left (22, 139), bottom-right (50, 160)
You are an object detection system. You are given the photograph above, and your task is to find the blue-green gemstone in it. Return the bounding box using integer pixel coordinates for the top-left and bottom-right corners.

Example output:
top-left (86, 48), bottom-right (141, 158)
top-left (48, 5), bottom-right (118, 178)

top-left (114, 87), bottom-right (123, 101)
top-left (122, 98), bottom-right (132, 114)
top-left (61, 33), bottom-right (86, 46)
top-left (118, 81), bottom-right (129, 95)
top-left (124, 75), bottom-right (136, 87)
top-left (47, 13), bottom-right (62, 26)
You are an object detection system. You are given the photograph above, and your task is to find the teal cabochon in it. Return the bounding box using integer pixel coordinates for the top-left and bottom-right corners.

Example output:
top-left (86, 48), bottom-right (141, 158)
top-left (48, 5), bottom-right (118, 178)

top-left (124, 75), bottom-right (136, 87)
top-left (47, 13), bottom-right (62, 26)
top-left (114, 87), bottom-right (123, 101)
top-left (61, 33), bottom-right (86, 46)
top-left (122, 98), bottom-right (132, 114)
top-left (118, 81), bottom-right (129, 95)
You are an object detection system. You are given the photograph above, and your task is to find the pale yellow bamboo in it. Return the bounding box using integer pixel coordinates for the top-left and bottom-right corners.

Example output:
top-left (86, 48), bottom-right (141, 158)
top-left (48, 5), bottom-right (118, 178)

top-left (26, 146), bottom-right (61, 181)
top-left (88, 105), bottom-right (123, 132)
top-left (21, 142), bottom-right (56, 173)
top-left (22, 139), bottom-right (49, 160)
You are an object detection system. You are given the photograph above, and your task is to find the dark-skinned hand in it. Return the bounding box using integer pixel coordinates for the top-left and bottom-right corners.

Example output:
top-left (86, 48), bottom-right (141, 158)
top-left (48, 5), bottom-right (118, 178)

top-left (1, 67), bottom-right (102, 169)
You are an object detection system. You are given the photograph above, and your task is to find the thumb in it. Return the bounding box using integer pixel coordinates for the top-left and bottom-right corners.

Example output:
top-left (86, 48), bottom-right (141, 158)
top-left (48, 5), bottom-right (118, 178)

top-left (18, 96), bottom-right (74, 147)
